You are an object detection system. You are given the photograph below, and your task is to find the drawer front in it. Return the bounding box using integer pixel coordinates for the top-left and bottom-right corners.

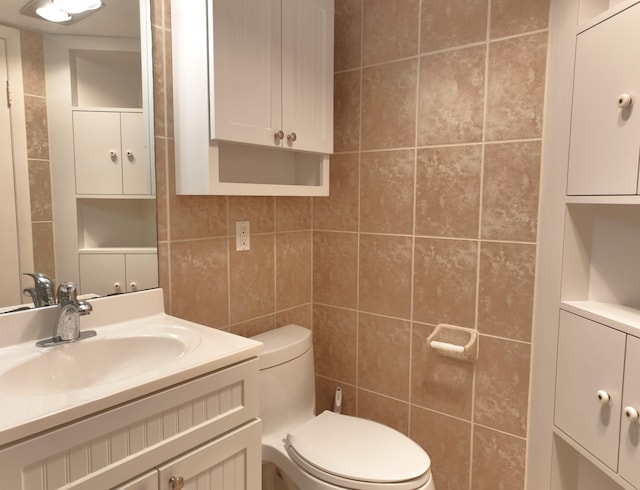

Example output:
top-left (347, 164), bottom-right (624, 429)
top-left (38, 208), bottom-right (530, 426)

top-left (0, 359), bottom-right (259, 489)
top-left (555, 310), bottom-right (625, 470)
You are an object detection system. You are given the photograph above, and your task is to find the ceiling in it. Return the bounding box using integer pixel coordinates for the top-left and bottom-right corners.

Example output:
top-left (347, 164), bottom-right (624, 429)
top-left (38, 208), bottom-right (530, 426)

top-left (0, 0), bottom-right (140, 38)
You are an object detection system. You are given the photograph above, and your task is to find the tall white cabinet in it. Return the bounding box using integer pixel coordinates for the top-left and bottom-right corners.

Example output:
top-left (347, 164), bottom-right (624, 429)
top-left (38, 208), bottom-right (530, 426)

top-left (532, 0), bottom-right (640, 489)
top-left (171, 0), bottom-right (333, 196)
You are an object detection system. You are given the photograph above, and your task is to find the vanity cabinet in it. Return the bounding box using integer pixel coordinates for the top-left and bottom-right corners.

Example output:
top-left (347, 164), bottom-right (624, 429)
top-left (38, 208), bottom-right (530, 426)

top-left (73, 110), bottom-right (151, 196)
top-left (79, 251), bottom-right (158, 295)
top-left (567, 1), bottom-right (640, 196)
top-left (171, 0), bottom-right (333, 196)
top-left (0, 358), bottom-right (261, 490)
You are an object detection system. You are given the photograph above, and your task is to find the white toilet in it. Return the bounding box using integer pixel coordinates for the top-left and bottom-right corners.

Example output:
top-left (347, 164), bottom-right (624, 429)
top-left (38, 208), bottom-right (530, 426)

top-left (252, 325), bottom-right (435, 490)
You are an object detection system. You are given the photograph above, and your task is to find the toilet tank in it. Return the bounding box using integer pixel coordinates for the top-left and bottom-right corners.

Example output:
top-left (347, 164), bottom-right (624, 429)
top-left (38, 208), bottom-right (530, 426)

top-left (251, 325), bottom-right (316, 437)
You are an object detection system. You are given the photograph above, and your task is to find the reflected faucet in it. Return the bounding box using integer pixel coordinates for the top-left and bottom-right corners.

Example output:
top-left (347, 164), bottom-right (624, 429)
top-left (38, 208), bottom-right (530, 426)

top-left (23, 272), bottom-right (56, 307)
top-left (36, 282), bottom-right (96, 348)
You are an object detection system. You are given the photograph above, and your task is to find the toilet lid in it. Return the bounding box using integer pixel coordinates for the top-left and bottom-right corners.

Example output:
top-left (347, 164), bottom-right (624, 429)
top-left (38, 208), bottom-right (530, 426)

top-left (286, 411), bottom-right (431, 486)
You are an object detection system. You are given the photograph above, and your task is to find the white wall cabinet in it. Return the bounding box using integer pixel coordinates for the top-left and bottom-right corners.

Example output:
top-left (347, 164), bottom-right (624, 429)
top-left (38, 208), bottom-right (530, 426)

top-left (79, 252), bottom-right (158, 296)
top-left (73, 110), bottom-right (151, 196)
top-left (567, 2), bottom-right (640, 196)
top-left (171, 0), bottom-right (333, 196)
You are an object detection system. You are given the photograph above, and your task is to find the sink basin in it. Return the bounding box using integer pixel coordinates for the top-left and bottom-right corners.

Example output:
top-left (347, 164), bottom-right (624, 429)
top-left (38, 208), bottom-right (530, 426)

top-left (0, 334), bottom-right (187, 394)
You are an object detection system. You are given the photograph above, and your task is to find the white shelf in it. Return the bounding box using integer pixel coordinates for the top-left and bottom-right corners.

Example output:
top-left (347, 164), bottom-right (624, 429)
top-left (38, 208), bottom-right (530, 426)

top-left (79, 247), bottom-right (157, 254)
top-left (77, 194), bottom-right (156, 200)
top-left (578, 0), bottom-right (640, 33)
top-left (561, 300), bottom-right (640, 337)
top-left (566, 195), bottom-right (640, 205)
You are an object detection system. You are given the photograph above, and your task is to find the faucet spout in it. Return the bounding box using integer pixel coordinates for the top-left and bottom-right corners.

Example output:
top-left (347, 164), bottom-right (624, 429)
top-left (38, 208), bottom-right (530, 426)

top-left (23, 272), bottom-right (56, 307)
top-left (35, 282), bottom-right (95, 347)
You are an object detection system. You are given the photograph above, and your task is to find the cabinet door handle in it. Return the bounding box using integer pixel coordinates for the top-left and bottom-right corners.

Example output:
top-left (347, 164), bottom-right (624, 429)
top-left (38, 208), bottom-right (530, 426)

top-left (625, 406), bottom-right (639, 423)
top-left (287, 132), bottom-right (297, 142)
top-left (617, 93), bottom-right (633, 108)
top-left (596, 389), bottom-right (611, 405)
top-left (126, 150), bottom-right (134, 160)
top-left (274, 130), bottom-right (285, 140)
top-left (109, 150), bottom-right (118, 160)
top-left (169, 476), bottom-right (184, 490)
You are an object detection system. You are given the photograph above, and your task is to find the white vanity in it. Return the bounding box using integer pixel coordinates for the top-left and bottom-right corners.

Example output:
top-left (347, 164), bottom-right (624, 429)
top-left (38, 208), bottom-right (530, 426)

top-left (0, 289), bottom-right (262, 489)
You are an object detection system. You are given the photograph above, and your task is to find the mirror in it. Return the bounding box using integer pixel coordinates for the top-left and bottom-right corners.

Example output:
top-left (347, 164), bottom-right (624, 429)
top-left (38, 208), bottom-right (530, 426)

top-left (0, 0), bottom-right (157, 312)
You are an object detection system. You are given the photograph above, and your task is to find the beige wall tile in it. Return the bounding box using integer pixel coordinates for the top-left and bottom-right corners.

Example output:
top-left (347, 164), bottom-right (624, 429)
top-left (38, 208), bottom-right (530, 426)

top-left (362, 0), bottom-right (419, 65)
top-left (313, 231), bottom-right (358, 308)
top-left (155, 137), bottom-right (168, 242)
top-left (229, 234), bottom-right (275, 324)
top-left (334, 70), bottom-right (362, 153)
top-left (314, 153), bottom-right (359, 231)
top-left (32, 222), bottom-right (55, 280)
top-left (157, 242), bottom-right (170, 313)
top-left (151, 0), bottom-right (164, 28)
top-left (475, 335), bottom-right (530, 437)
top-left (358, 313), bottom-right (411, 400)
top-left (359, 234), bottom-right (413, 318)
top-left (275, 197), bottom-right (311, 231)
top-left (230, 315), bottom-right (276, 338)
top-left (472, 426), bottom-right (526, 489)
top-left (24, 95), bottom-right (49, 160)
top-left (170, 238), bottom-right (229, 328)
top-left (415, 145), bottom-right (481, 239)
top-left (228, 196), bottom-right (275, 235)
top-left (481, 141), bottom-right (541, 242)
top-left (276, 304), bottom-right (313, 329)
top-left (478, 242), bottom-right (536, 341)
top-left (421, 0), bottom-right (488, 53)
top-left (20, 30), bottom-right (46, 97)
top-left (28, 160), bottom-right (52, 222)
top-left (358, 389), bottom-right (409, 435)
top-left (490, 0), bottom-right (550, 39)
top-left (413, 238), bottom-right (478, 327)
top-left (418, 45), bottom-right (485, 146)
top-left (360, 150), bottom-right (415, 234)
top-left (411, 323), bottom-right (474, 420)
top-left (276, 231), bottom-right (312, 311)
top-left (410, 406), bottom-right (471, 490)
top-left (163, 28), bottom-right (174, 140)
top-left (316, 375), bottom-right (357, 416)
top-left (335, 0), bottom-right (362, 72)
top-left (152, 25), bottom-right (167, 139)
top-left (485, 32), bottom-right (548, 141)
top-left (362, 59), bottom-right (418, 150)
top-left (313, 305), bottom-right (358, 383)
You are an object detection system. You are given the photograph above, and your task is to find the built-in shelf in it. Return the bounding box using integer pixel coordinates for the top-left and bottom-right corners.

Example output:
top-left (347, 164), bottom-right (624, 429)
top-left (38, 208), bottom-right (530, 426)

top-left (79, 247), bottom-right (157, 254)
top-left (578, 0), bottom-right (638, 32)
top-left (566, 195), bottom-right (640, 205)
top-left (561, 301), bottom-right (640, 337)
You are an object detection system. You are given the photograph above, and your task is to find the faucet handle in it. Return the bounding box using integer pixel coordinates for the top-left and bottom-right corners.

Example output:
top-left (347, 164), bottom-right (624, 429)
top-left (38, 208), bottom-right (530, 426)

top-left (23, 272), bottom-right (56, 307)
top-left (57, 282), bottom-right (78, 305)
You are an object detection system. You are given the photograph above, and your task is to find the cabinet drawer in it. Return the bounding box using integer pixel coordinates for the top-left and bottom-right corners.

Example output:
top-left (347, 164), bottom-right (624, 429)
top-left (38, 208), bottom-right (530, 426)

top-left (0, 359), bottom-right (259, 489)
top-left (555, 310), bottom-right (626, 470)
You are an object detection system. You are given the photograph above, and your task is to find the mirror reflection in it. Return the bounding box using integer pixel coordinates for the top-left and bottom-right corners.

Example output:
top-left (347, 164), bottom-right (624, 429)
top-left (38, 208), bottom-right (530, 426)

top-left (0, 0), bottom-right (157, 312)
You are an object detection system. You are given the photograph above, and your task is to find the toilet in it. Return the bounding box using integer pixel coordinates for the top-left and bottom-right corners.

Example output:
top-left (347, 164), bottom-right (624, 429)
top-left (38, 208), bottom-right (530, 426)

top-left (252, 325), bottom-right (435, 490)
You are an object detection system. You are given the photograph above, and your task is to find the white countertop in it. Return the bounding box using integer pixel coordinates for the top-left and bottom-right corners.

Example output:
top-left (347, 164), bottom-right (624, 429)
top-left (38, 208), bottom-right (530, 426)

top-left (0, 289), bottom-right (262, 447)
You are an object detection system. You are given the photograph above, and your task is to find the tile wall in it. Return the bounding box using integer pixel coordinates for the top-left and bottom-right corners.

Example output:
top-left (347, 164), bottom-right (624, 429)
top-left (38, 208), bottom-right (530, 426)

top-left (314, 0), bottom-right (549, 488)
top-left (151, 0), bottom-right (550, 488)
top-left (20, 29), bottom-right (56, 282)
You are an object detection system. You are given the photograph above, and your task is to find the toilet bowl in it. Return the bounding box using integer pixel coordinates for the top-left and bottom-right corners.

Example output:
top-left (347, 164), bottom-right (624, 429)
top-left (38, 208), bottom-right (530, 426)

top-left (252, 325), bottom-right (435, 490)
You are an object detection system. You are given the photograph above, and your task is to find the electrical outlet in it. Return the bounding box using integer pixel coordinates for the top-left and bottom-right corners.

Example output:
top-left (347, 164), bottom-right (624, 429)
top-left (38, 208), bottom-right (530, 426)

top-left (235, 221), bottom-right (250, 251)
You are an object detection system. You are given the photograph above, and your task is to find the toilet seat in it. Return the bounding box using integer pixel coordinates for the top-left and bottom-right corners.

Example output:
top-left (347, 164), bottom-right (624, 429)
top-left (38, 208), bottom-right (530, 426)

top-left (285, 411), bottom-right (432, 490)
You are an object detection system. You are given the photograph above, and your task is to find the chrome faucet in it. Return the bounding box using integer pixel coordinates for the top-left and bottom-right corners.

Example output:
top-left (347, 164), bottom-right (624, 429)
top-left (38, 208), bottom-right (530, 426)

top-left (23, 272), bottom-right (56, 307)
top-left (36, 282), bottom-right (96, 347)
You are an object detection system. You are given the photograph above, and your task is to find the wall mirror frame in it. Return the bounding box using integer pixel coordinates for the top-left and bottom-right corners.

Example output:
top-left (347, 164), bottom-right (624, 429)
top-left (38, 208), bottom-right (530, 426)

top-left (0, 0), bottom-right (157, 312)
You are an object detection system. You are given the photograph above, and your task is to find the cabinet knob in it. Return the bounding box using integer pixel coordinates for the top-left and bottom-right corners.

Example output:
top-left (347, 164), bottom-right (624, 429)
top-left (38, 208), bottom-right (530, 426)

top-left (287, 132), bottom-right (297, 142)
top-left (126, 150), bottom-right (134, 160)
top-left (625, 406), bottom-right (640, 423)
top-left (109, 150), bottom-right (118, 160)
top-left (169, 476), bottom-right (185, 490)
top-left (114, 282), bottom-right (122, 293)
top-left (596, 389), bottom-right (611, 405)
top-left (274, 130), bottom-right (285, 140)
top-left (130, 281), bottom-right (137, 291)
top-left (617, 93), bottom-right (633, 108)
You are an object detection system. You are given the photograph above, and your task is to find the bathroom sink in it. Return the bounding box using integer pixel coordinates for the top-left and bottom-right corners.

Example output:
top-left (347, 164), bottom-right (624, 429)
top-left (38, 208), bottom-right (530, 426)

top-left (0, 334), bottom-right (187, 394)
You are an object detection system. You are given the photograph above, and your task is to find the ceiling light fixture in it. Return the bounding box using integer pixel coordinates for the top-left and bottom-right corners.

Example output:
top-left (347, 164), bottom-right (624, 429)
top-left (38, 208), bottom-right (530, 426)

top-left (20, 0), bottom-right (104, 25)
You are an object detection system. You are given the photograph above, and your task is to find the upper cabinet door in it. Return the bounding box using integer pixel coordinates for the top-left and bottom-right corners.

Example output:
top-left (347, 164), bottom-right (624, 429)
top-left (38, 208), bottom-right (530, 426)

top-left (619, 335), bottom-right (640, 489)
top-left (121, 112), bottom-right (151, 195)
top-left (211, 0), bottom-right (283, 147)
top-left (567, 3), bottom-right (640, 196)
top-left (281, 0), bottom-right (334, 154)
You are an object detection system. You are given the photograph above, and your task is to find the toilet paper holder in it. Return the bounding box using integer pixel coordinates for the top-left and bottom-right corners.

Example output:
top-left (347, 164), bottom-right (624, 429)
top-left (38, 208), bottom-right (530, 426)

top-left (427, 323), bottom-right (478, 362)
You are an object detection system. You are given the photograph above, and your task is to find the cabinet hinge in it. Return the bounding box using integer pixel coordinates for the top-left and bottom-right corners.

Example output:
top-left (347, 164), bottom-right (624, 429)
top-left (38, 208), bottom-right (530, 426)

top-left (5, 80), bottom-right (11, 108)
